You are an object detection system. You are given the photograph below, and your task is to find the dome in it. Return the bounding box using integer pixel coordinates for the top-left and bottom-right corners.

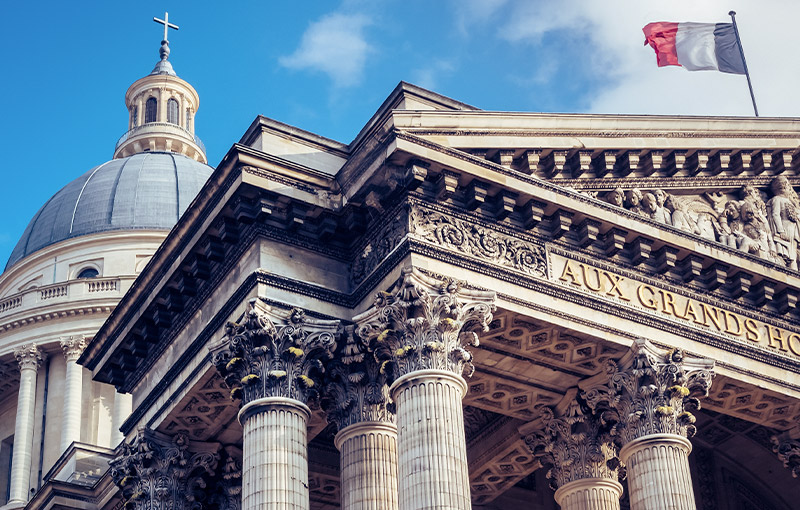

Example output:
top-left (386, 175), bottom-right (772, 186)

top-left (6, 152), bottom-right (213, 270)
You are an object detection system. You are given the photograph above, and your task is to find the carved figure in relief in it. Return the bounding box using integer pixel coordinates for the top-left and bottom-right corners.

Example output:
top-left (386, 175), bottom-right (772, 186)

top-left (739, 201), bottom-right (774, 260)
top-left (695, 213), bottom-right (717, 241)
top-left (665, 194), bottom-right (697, 234)
top-left (625, 188), bottom-right (645, 215)
top-left (652, 189), bottom-right (672, 225)
top-left (605, 188), bottom-right (625, 208)
top-left (718, 200), bottom-right (743, 248)
top-left (767, 176), bottom-right (800, 269)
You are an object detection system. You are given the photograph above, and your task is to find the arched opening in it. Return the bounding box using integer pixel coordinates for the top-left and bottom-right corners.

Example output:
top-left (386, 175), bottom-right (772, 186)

top-left (167, 98), bottom-right (179, 125)
top-left (145, 97), bottom-right (157, 123)
top-left (77, 267), bottom-right (99, 279)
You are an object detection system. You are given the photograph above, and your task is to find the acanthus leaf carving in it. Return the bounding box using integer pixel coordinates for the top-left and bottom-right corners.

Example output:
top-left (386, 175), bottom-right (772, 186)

top-left (109, 428), bottom-right (220, 510)
top-left (209, 298), bottom-right (339, 406)
top-left (524, 396), bottom-right (622, 491)
top-left (582, 338), bottom-right (715, 446)
top-left (354, 266), bottom-right (496, 382)
top-left (770, 434), bottom-right (800, 478)
top-left (409, 205), bottom-right (547, 278)
top-left (321, 326), bottom-right (395, 431)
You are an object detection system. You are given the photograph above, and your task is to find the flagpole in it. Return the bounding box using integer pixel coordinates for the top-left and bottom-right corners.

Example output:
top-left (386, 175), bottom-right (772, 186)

top-left (729, 11), bottom-right (759, 116)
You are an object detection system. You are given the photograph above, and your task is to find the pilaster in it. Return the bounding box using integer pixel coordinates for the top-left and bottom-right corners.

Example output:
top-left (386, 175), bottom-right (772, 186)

top-left (60, 335), bottom-right (86, 452)
top-left (109, 428), bottom-right (220, 510)
top-left (355, 266), bottom-right (495, 510)
top-left (8, 343), bottom-right (44, 506)
top-left (582, 338), bottom-right (714, 510)
top-left (210, 298), bottom-right (338, 510)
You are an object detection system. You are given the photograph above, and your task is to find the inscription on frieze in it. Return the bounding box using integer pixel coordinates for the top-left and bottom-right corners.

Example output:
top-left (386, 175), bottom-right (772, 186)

top-left (551, 253), bottom-right (800, 359)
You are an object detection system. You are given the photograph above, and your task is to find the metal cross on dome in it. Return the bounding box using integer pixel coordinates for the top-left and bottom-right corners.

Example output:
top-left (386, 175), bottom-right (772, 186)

top-left (153, 12), bottom-right (179, 42)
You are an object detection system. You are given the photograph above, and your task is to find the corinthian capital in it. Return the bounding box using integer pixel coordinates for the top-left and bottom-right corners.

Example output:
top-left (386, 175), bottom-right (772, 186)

top-left (582, 338), bottom-right (714, 446)
top-left (60, 335), bottom-right (86, 361)
top-left (354, 266), bottom-right (496, 381)
top-left (771, 434), bottom-right (800, 478)
top-left (14, 343), bottom-right (44, 371)
top-left (321, 327), bottom-right (394, 431)
top-left (524, 393), bottom-right (621, 490)
top-left (210, 298), bottom-right (339, 406)
top-left (109, 428), bottom-right (220, 510)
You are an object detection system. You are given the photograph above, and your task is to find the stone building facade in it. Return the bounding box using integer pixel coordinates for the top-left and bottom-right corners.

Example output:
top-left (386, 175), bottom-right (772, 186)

top-left (76, 82), bottom-right (800, 510)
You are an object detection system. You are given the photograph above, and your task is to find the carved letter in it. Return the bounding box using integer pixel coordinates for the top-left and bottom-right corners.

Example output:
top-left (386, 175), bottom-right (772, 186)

top-left (603, 272), bottom-right (631, 301)
top-left (580, 264), bottom-right (604, 292)
top-left (702, 304), bottom-right (723, 331)
top-left (767, 326), bottom-right (788, 352)
top-left (744, 319), bottom-right (761, 343)
top-left (723, 311), bottom-right (744, 336)
top-left (683, 300), bottom-right (703, 325)
top-left (559, 261), bottom-right (582, 286)
top-left (659, 290), bottom-right (685, 318)
top-left (637, 285), bottom-right (658, 310)
top-left (788, 333), bottom-right (800, 357)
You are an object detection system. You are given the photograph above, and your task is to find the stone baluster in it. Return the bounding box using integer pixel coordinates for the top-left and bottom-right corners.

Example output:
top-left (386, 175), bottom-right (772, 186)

top-left (355, 267), bottom-right (496, 510)
top-left (322, 327), bottom-right (398, 510)
top-left (523, 390), bottom-right (623, 510)
top-left (8, 344), bottom-right (45, 506)
top-left (109, 428), bottom-right (219, 510)
top-left (210, 299), bottom-right (338, 510)
top-left (111, 391), bottom-right (133, 446)
top-left (582, 339), bottom-right (714, 510)
top-left (60, 335), bottom-right (86, 452)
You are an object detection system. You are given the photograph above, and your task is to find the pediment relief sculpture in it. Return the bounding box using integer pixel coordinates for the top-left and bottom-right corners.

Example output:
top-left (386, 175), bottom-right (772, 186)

top-left (603, 176), bottom-right (800, 270)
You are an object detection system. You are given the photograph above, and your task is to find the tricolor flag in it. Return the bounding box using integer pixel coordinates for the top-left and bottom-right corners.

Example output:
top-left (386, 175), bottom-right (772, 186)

top-left (643, 22), bottom-right (746, 74)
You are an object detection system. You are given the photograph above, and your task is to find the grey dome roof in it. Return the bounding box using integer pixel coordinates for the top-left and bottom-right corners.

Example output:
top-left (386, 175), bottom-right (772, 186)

top-left (7, 152), bottom-right (213, 270)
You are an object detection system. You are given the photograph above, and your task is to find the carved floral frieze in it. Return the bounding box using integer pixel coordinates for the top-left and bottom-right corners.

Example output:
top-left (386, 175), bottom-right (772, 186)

top-left (410, 206), bottom-right (547, 278)
top-left (209, 298), bottom-right (339, 406)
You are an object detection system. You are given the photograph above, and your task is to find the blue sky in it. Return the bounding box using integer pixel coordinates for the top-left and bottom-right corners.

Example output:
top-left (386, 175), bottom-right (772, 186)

top-left (1, 0), bottom-right (798, 268)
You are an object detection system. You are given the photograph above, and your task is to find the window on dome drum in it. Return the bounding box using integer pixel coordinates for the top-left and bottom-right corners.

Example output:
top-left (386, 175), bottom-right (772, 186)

top-left (132, 106), bottom-right (138, 127)
top-left (167, 98), bottom-right (179, 125)
top-left (77, 268), bottom-right (100, 279)
top-left (145, 97), bottom-right (157, 123)
top-left (186, 109), bottom-right (192, 130)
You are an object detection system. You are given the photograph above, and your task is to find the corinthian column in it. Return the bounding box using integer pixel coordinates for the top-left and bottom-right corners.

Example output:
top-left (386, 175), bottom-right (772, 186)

top-left (322, 327), bottom-right (398, 510)
top-left (582, 339), bottom-right (714, 510)
top-left (355, 267), bottom-right (496, 510)
top-left (211, 299), bottom-right (338, 510)
top-left (60, 335), bottom-right (86, 452)
top-left (523, 391), bottom-right (622, 510)
top-left (8, 344), bottom-right (44, 506)
top-left (110, 428), bottom-right (219, 510)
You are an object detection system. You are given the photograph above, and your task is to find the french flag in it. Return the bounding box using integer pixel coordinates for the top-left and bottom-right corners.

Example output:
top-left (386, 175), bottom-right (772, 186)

top-left (643, 22), bottom-right (746, 74)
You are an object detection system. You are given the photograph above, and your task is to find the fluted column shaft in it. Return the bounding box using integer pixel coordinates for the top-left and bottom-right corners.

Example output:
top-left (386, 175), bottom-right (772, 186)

top-left (60, 336), bottom-right (85, 452)
top-left (111, 392), bottom-right (133, 446)
top-left (620, 434), bottom-right (695, 510)
top-left (390, 370), bottom-right (470, 510)
top-left (335, 421), bottom-right (398, 510)
top-left (554, 478), bottom-right (623, 510)
top-left (9, 347), bottom-right (43, 505)
top-left (239, 397), bottom-right (310, 510)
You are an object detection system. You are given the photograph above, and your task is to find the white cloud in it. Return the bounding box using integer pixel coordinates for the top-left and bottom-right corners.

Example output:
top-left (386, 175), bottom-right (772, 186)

top-left (485, 0), bottom-right (800, 117)
top-left (412, 60), bottom-right (456, 90)
top-left (279, 13), bottom-right (372, 88)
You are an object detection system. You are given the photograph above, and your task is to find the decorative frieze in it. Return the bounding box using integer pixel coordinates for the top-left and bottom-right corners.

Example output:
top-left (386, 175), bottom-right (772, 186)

top-left (770, 435), bottom-right (800, 478)
top-left (321, 327), bottom-right (394, 431)
top-left (109, 428), bottom-right (220, 510)
top-left (410, 206), bottom-right (547, 278)
top-left (582, 338), bottom-right (715, 446)
top-left (210, 298), bottom-right (339, 406)
top-left (355, 266), bottom-right (496, 380)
